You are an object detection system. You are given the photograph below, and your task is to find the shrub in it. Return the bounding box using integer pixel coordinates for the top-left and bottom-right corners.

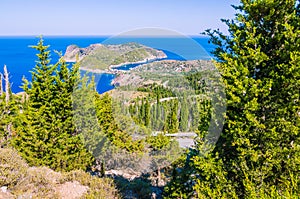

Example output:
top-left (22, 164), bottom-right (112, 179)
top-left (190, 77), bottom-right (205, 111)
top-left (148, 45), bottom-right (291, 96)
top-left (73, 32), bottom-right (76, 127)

top-left (12, 166), bottom-right (61, 198)
top-left (0, 147), bottom-right (28, 187)
top-left (64, 170), bottom-right (120, 199)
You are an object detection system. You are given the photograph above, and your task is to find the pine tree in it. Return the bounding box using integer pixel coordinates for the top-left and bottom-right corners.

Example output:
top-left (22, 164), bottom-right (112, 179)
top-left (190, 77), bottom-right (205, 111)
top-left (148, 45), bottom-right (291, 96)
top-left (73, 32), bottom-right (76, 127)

top-left (165, 0), bottom-right (300, 198)
top-left (72, 75), bottom-right (107, 158)
top-left (95, 93), bottom-right (144, 152)
top-left (12, 38), bottom-right (93, 171)
top-left (206, 1), bottom-right (300, 196)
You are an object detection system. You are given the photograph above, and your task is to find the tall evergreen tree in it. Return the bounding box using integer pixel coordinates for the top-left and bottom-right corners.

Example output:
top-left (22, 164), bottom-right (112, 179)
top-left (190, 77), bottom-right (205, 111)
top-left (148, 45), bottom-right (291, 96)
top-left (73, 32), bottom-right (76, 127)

top-left (150, 102), bottom-right (157, 130)
top-left (95, 93), bottom-right (144, 152)
top-left (12, 38), bottom-right (93, 171)
top-left (139, 97), bottom-right (145, 124)
top-left (165, 100), bottom-right (179, 134)
top-left (179, 94), bottom-right (189, 132)
top-left (72, 75), bottom-right (106, 158)
top-left (156, 93), bottom-right (163, 130)
top-left (144, 97), bottom-right (150, 127)
top-left (165, 0), bottom-right (299, 198)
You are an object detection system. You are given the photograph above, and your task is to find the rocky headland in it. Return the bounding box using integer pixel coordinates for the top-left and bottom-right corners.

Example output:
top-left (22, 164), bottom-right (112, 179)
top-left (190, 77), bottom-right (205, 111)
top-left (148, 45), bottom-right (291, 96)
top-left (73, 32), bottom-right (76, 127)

top-left (63, 42), bottom-right (167, 72)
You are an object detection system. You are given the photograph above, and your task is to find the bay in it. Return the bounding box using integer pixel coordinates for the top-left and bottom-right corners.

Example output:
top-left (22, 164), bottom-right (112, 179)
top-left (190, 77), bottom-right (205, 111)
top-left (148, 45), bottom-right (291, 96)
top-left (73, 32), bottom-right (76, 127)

top-left (0, 36), bottom-right (215, 94)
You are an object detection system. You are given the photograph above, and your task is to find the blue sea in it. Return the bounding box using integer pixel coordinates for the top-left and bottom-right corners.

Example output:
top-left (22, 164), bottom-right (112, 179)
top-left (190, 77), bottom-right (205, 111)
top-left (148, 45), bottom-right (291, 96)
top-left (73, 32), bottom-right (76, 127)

top-left (0, 36), bottom-right (215, 94)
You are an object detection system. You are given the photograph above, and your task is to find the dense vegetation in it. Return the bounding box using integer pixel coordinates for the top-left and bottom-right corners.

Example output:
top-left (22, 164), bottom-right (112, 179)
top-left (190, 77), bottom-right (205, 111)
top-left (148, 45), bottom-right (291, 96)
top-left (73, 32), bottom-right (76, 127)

top-left (0, 39), bottom-right (122, 198)
top-left (0, 38), bottom-right (180, 198)
top-left (12, 39), bottom-right (95, 171)
top-left (129, 81), bottom-right (211, 134)
top-left (0, 0), bottom-right (299, 198)
top-left (165, 0), bottom-right (299, 198)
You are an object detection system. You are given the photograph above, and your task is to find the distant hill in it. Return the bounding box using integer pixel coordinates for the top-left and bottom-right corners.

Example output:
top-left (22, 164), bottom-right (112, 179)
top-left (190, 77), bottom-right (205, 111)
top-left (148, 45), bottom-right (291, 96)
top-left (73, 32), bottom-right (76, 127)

top-left (112, 59), bottom-right (215, 87)
top-left (63, 42), bottom-right (167, 71)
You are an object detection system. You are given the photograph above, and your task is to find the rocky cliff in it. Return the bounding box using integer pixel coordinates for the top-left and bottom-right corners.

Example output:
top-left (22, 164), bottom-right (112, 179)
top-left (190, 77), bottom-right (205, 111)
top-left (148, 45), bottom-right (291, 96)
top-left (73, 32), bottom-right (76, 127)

top-left (63, 44), bottom-right (102, 62)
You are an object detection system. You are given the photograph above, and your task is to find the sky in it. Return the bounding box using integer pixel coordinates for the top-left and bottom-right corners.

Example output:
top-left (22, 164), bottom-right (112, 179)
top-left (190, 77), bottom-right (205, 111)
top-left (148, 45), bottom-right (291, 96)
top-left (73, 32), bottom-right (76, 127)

top-left (0, 0), bottom-right (240, 36)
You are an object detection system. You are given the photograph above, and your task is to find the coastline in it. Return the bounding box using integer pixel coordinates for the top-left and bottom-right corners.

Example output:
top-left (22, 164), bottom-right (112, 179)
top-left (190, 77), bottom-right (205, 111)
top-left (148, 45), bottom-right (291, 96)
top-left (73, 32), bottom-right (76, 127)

top-left (80, 67), bottom-right (114, 74)
top-left (79, 54), bottom-right (167, 74)
top-left (108, 54), bottom-right (167, 69)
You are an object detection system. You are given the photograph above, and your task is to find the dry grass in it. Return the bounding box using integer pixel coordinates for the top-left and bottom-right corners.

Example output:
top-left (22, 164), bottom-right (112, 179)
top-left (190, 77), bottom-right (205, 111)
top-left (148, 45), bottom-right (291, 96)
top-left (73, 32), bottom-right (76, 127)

top-left (0, 147), bottom-right (120, 199)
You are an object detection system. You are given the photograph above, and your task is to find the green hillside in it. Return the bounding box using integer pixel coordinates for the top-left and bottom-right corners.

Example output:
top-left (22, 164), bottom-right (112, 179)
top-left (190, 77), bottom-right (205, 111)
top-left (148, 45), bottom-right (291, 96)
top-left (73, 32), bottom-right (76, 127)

top-left (64, 42), bottom-right (167, 70)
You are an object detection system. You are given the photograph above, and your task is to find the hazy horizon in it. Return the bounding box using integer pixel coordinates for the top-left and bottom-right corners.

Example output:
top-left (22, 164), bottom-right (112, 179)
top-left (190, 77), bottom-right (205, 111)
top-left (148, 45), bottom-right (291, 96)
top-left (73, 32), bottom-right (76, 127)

top-left (0, 0), bottom-right (239, 36)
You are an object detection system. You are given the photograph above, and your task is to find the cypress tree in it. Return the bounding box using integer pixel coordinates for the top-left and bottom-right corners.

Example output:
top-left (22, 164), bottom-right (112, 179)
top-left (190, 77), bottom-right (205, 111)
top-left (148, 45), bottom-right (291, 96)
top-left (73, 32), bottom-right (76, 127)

top-left (144, 97), bottom-right (150, 127)
top-left (156, 93), bottom-right (163, 130)
top-left (165, 100), bottom-right (179, 134)
top-left (151, 102), bottom-right (157, 130)
top-left (179, 94), bottom-right (188, 132)
top-left (140, 97), bottom-right (145, 125)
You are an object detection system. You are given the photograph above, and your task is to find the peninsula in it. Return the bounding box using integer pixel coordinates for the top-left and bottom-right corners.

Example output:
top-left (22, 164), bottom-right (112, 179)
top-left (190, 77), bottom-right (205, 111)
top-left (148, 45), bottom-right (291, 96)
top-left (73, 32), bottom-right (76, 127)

top-left (63, 42), bottom-right (167, 73)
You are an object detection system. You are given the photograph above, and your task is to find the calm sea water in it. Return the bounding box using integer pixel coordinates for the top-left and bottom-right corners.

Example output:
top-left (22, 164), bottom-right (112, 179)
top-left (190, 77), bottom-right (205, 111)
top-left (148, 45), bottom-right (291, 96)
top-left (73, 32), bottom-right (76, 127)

top-left (0, 36), bottom-right (215, 93)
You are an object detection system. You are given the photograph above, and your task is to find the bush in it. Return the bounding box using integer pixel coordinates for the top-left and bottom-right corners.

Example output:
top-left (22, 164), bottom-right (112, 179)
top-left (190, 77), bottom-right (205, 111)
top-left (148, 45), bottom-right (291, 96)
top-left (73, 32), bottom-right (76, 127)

top-left (0, 147), bottom-right (28, 187)
top-left (114, 177), bottom-right (152, 199)
top-left (11, 166), bottom-right (62, 198)
top-left (64, 170), bottom-right (120, 199)
top-left (128, 179), bottom-right (152, 199)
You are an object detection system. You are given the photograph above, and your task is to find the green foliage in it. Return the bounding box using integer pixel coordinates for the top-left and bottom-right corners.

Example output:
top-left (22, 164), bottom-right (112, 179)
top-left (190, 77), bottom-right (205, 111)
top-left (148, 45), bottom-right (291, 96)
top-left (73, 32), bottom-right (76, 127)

top-left (137, 83), bottom-right (175, 98)
top-left (12, 38), bottom-right (94, 172)
top-left (0, 66), bottom-right (24, 147)
top-left (80, 46), bottom-right (118, 70)
top-left (166, 0), bottom-right (300, 198)
top-left (163, 153), bottom-right (192, 199)
top-left (146, 133), bottom-right (171, 151)
top-left (179, 94), bottom-right (189, 132)
top-left (185, 72), bottom-right (207, 94)
top-left (72, 74), bottom-right (107, 158)
top-left (95, 93), bottom-right (144, 152)
top-left (111, 48), bottom-right (148, 65)
top-left (79, 42), bottom-right (162, 70)
top-left (114, 177), bottom-right (151, 199)
top-left (131, 96), bottom-right (152, 127)
top-left (132, 83), bottom-right (211, 133)
top-left (0, 93), bottom-right (22, 147)
top-left (144, 97), bottom-right (151, 127)
top-left (196, 98), bottom-right (211, 137)
top-left (164, 99), bottom-right (179, 134)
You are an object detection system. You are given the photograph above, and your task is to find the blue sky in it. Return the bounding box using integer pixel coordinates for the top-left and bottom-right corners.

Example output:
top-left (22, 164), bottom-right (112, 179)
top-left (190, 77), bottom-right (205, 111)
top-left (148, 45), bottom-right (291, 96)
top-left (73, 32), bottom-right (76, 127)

top-left (0, 0), bottom-right (240, 36)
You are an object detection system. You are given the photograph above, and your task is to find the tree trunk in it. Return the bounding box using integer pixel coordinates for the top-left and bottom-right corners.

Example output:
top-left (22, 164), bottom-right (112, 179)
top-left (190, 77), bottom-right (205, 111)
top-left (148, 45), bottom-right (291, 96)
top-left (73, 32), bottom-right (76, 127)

top-left (157, 166), bottom-right (161, 183)
top-left (0, 73), bottom-right (3, 96)
top-left (3, 65), bottom-right (9, 105)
